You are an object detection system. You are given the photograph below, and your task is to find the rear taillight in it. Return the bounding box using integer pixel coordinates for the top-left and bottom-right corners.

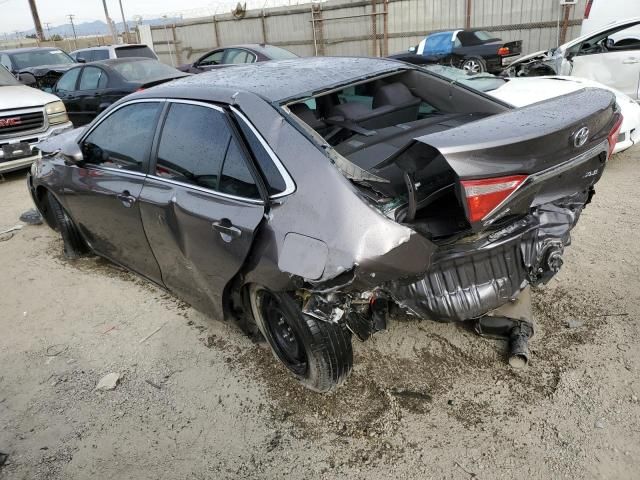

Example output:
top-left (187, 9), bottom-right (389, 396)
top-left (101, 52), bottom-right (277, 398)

top-left (136, 87), bottom-right (145, 92)
top-left (497, 47), bottom-right (510, 56)
top-left (607, 114), bottom-right (624, 158)
top-left (461, 175), bottom-right (527, 223)
top-left (584, 0), bottom-right (593, 18)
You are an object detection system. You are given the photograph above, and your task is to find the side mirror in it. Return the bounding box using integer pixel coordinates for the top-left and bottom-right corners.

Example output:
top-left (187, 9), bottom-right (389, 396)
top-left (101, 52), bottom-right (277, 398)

top-left (408, 46), bottom-right (416, 53)
top-left (61, 140), bottom-right (84, 165)
top-left (76, 56), bottom-right (87, 64)
top-left (17, 72), bottom-right (37, 87)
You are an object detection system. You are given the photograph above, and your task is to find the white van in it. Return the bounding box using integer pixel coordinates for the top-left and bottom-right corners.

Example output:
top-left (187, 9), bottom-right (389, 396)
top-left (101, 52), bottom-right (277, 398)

top-left (581, 0), bottom-right (640, 36)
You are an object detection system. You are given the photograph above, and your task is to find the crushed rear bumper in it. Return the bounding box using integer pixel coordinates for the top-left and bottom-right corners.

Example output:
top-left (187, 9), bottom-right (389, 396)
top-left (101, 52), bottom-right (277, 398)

top-left (389, 192), bottom-right (589, 322)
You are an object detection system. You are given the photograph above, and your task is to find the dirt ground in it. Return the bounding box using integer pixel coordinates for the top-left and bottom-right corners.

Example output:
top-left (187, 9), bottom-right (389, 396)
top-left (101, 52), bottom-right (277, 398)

top-left (0, 147), bottom-right (639, 480)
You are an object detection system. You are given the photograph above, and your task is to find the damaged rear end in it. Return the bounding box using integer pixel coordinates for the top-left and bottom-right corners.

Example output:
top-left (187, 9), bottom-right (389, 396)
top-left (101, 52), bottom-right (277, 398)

top-left (365, 89), bottom-right (621, 322)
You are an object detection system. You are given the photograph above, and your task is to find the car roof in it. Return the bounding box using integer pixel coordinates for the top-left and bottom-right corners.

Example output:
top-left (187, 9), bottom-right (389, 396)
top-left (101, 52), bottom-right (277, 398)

top-left (71, 44), bottom-right (150, 53)
top-left (0, 47), bottom-right (64, 54)
top-left (141, 56), bottom-right (411, 104)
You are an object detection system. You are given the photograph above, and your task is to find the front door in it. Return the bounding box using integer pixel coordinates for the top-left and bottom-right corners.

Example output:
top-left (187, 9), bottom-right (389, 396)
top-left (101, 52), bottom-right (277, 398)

top-left (75, 66), bottom-right (109, 125)
top-left (54, 67), bottom-right (82, 125)
top-left (572, 50), bottom-right (640, 99)
top-left (64, 100), bottom-right (164, 283)
top-left (138, 101), bottom-right (265, 319)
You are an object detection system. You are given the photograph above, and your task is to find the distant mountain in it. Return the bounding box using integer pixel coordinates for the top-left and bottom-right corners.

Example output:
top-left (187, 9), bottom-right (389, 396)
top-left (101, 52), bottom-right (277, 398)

top-left (19, 17), bottom-right (181, 38)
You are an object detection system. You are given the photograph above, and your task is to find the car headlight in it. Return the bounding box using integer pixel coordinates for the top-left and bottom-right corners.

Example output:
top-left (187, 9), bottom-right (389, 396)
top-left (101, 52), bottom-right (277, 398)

top-left (45, 101), bottom-right (69, 125)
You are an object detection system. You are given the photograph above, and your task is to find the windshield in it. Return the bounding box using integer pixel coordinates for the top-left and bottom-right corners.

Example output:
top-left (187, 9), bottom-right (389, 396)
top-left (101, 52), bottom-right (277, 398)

top-left (9, 49), bottom-right (75, 70)
top-left (112, 59), bottom-right (180, 82)
top-left (0, 65), bottom-right (19, 86)
top-left (261, 45), bottom-right (299, 60)
top-left (424, 65), bottom-right (507, 92)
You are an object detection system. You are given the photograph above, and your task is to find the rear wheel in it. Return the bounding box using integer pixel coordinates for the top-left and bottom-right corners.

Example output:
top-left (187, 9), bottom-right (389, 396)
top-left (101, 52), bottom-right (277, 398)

top-left (248, 285), bottom-right (353, 393)
top-left (461, 57), bottom-right (487, 74)
top-left (46, 191), bottom-right (89, 259)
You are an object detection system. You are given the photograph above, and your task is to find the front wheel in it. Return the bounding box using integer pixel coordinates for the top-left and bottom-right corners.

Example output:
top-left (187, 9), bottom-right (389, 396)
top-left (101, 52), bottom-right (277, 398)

top-left (461, 57), bottom-right (487, 74)
top-left (248, 285), bottom-right (353, 393)
top-left (46, 191), bottom-right (89, 259)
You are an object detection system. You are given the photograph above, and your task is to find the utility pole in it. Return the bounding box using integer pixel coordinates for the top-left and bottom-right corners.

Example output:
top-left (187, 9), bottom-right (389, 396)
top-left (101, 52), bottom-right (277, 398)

top-left (27, 0), bottom-right (44, 41)
top-left (67, 14), bottom-right (78, 50)
top-left (101, 0), bottom-right (117, 44)
top-left (44, 22), bottom-right (52, 39)
top-left (118, 0), bottom-right (130, 41)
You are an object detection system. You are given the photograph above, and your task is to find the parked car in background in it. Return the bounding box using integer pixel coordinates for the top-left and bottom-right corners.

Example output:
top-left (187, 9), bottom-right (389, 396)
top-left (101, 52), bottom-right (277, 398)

top-left (504, 18), bottom-right (640, 100)
top-left (32, 57), bottom-right (620, 392)
top-left (0, 47), bottom-right (80, 91)
top-left (70, 44), bottom-right (158, 63)
top-left (177, 43), bottom-right (298, 73)
top-left (0, 65), bottom-right (72, 174)
top-left (389, 30), bottom-right (522, 73)
top-left (425, 65), bottom-right (640, 154)
top-left (53, 58), bottom-right (188, 126)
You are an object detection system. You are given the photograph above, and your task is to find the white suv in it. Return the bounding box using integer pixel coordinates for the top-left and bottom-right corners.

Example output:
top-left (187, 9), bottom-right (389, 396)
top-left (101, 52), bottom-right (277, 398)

top-left (0, 65), bottom-right (73, 174)
top-left (70, 44), bottom-right (158, 63)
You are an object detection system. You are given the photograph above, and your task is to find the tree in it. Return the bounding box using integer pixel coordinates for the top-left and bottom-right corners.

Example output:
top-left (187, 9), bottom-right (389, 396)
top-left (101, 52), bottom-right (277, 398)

top-left (50, 34), bottom-right (63, 41)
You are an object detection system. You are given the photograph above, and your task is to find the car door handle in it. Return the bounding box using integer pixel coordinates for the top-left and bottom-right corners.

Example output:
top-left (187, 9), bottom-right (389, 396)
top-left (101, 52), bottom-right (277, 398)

top-left (212, 220), bottom-right (241, 240)
top-left (116, 191), bottom-right (136, 208)
top-left (623, 58), bottom-right (639, 64)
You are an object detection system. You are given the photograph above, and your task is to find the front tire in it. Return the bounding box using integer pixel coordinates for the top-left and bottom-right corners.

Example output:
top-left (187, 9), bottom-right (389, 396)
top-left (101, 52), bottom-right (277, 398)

top-left (248, 285), bottom-right (353, 393)
top-left (46, 191), bottom-right (89, 259)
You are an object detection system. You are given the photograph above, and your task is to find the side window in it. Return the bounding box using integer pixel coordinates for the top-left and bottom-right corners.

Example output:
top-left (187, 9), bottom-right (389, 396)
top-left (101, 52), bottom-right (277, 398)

top-left (56, 68), bottom-right (81, 92)
top-left (235, 115), bottom-right (287, 196)
top-left (224, 49), bottom-right (256, 64)
top-left (79, 66), bottom-right (107, 90)
top-left (199, 50), bottom-right (224, 66)
top-left (77, 50), bottom-right (93, 62)
top-left (0, 54), bottom-right (11, 71)
top-left (82, 102), bottom-right (161, 172)
top-left (92, 49), bottom-right (110, 61)
top-left (156, 103), bottom-right (259, 198)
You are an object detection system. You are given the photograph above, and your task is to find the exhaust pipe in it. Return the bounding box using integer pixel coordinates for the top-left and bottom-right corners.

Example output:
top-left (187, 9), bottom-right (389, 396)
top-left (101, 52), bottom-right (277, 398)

top-left (474, 316), bottom-right (534, 368)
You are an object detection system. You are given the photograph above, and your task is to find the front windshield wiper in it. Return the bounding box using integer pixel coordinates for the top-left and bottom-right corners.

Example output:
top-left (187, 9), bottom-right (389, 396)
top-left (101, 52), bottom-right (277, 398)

top-left (465, 76), bottom-right (508, 83)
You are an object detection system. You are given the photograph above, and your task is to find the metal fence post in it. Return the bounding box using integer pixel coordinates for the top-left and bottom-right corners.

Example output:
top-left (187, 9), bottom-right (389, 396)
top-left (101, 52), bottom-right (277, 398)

top-left (371, 0), bottom-right (377, 56)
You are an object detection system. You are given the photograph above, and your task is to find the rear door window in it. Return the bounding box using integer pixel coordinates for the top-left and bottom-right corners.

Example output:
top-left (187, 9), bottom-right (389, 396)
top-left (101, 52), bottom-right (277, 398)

top-left (82, 102), bottom-right (162, 172)
top-left (155, 102), bottom-right (260, 199)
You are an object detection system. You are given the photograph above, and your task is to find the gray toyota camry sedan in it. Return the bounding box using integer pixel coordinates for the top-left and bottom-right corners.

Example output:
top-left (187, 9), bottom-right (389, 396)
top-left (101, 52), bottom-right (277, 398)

top-left (29, 57), bottom-right (621, 392)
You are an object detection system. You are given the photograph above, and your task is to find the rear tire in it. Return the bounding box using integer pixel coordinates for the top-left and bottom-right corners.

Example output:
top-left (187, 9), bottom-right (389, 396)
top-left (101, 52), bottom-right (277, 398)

top-left (461, 56), bottom-right (487, 74)
top-left (46, 191), bottom-right (89, 259)
top-left (248, 285), bottom-right (353, 393)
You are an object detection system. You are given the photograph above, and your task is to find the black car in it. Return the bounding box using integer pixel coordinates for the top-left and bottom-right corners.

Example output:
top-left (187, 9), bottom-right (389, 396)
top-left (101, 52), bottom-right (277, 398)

top-left (389, 29), bottom-right (522, 73)
top-left (0, 47), bottom-right (81, 91)
top-left (53, 58), bottom-right (189, 126)
top-left (30, 57), bottom-right (620, 392)
top-left (177, 43), bottom-right (298, 74)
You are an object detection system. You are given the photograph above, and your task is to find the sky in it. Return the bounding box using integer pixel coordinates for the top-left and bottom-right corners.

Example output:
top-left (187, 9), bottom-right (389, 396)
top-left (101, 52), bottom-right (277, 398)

top-left (0, 0), bottom-right (284, 34)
